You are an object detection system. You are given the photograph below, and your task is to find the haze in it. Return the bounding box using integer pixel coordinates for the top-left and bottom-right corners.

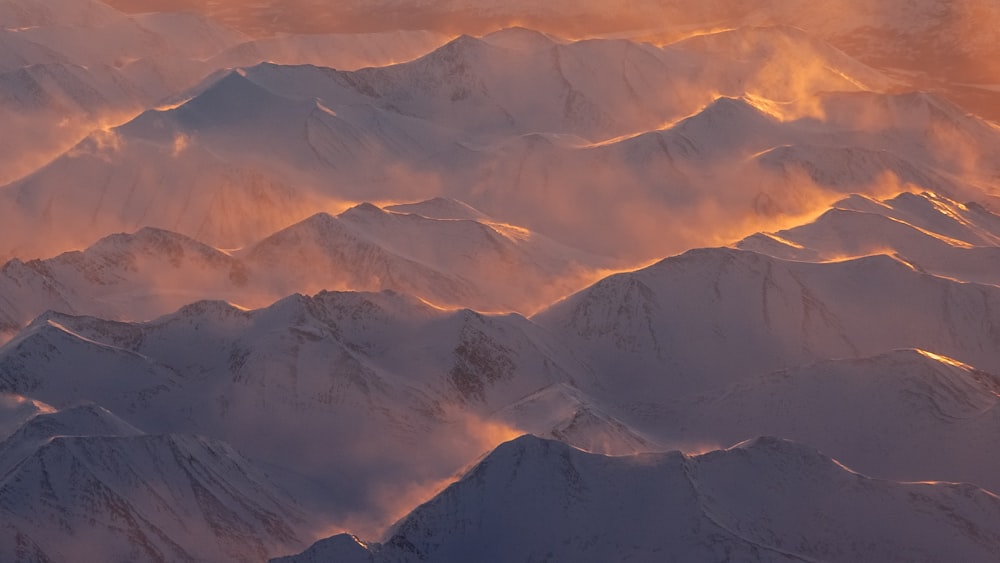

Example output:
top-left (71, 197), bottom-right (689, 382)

top-left (2, 0), bottom-right (1000, 561)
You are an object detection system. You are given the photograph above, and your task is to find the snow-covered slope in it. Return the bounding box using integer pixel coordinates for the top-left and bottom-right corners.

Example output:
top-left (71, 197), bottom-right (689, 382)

top-left (0, 291), bottom-right (596, 530)
top-left (0, 199), bottom-right (604, 340)
top-left (6, 24), bottom-right (966, 262)
top-left (739, 191), bottom-right (1000, 285)
top-left (3, 5), bottom-right (1000, 559)
top-left (210, 29), bottom-right (450, 71)
top-left (0, 1), bottom-right (252, 185)
top-left (0, 394), bottom-right (52, 442)
top-left (0, 0), bottom-right (453, 187)
top-left (242, 202), bottom-right (606, 312)
top-left (0, 227), bottom-right (247, 337)
top-left (534, 247), bottom-right (1000, 400)
top-left (0, 401), bottom-right (309, 562)
top-left (650, 349), bottom-right (1000, 492)
top-left (275, 435), bottom-right (1000, 563)
top-left (0, 0), bottom-right (124, 29)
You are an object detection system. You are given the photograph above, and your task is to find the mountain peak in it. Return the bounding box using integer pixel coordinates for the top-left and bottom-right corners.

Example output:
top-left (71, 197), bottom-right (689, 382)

top-left (383, 197), bottom-right (488, 221)
top-left (481, 27), bottom-right (558, 53)
top-left (342, 202), bottom-right (386, 216)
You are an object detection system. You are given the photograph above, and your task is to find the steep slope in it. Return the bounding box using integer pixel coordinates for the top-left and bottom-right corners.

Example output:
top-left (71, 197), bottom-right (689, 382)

top-left (0, 0), bottom-right (252, 185)
top-left (384, 196), bottom-right (488, 221)
top-left (0, 0), bottom-right (124, 29)
top-left (0, 291), bottom-right (593, 530)
top-left (275, 435), bottom-right (1000, 563)
top-left (0, 227), bottom-right (248, 338)
top-left (738, 191), bottom-right (1000, 285)
top-left (243, 202), bottom-right (606, 312)
top-left (492, 383), bottom-right (657, 455)
top-left (651, 349), bottom-right (1000, 492)
top-left (2, 25), bottom-right (954, 262)
top-left (534, 247), bottom-right (1000, 400)
top-left (210, 29), bottom-right (450, 71)
top-left (0, 199), bottom-right (605, 340)
top-left (0, 394), bottom-right (52, 442)
top-left (0, 402), bottom-right (143, 476)
top-left (0, 426), bottom-right (308, 562)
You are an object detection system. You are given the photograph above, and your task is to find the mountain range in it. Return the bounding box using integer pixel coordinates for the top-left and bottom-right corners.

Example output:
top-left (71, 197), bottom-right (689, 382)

top-left (3, 0), bottom-right (1000, 560)
top-left (5, 24), bottom-right (999, 263)
top-left (274, 435), bottom-right (1000, 563)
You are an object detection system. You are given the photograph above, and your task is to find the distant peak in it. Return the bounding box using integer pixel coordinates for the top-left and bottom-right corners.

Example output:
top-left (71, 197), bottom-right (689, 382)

top-left (384, 197), bottom-right (488, 221)
top-left (168, 299), bottom-right (250, 321)
top-left (299, 211), bottom-right (338, 224)
top-left (723, 436), bottom-right (837, 467)
top-left (679, 96), bottom-right (774, 129)
top-left (339, 202), bottom-right (389, 224)
top-left (481, 27), bottom-right (558, 52)
top-left (344, 202), bottom-right (384, 214)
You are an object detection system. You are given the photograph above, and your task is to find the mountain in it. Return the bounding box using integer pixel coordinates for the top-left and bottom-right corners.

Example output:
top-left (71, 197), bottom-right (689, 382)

top-left (0, 290), bottom-right (597, 531)
top-left (739, 191), bottom-right (1000, 285)
top-left (0, 0), bottom-right (124, 29)
top-left (0, 0), bottom-right (251, 185)
top-left (4, 6), bottom-right (1000, 560)
top-left (533, 246), bottom-right (1000, 401)
top-left (0, 199), bottom-right (605, 341)
top-left (492, 383), bottom-right (657, 455)
top-left (0, 0), bottom-right (452, 187)
top-left (274, 435), bottom-right (1000, 563)
top-left (0, 393), bottom-right (51, 442)
top-left (384, 196), bottom-right (488, 221)
top-left (652, 349), bottom-right (1000, 493)
top-left (9, 26), bottom-right (989, 263)
top-left (0, 227), bottom-right (247, 339)
top-left (0, 404), bottom-right (309, 562)
top-left (209, 29), bottom-right (450, 71)
top-left (241, 202), bottom-right (607, 313)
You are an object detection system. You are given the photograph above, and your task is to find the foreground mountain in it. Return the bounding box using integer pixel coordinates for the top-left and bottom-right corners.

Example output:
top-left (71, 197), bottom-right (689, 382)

top-left (274, 435), bottom-right (1000, 563)
top-left (0, 403), bottom-right (309, 562)
top-left (0, 393), bottom-right (52, 442)
top-left (0, 290), bottom-right (602, 531)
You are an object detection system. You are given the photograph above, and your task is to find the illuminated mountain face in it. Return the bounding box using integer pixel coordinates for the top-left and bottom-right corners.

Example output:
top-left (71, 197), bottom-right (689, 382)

top-left (2, 1), bottom-right (1000, 561)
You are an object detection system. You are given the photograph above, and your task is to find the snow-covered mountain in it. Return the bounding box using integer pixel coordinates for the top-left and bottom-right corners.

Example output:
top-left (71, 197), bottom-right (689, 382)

top-left (0, 290), bottom-right (603, 532)
top-left (241, 201), bottom-right (607, 313)
top-left (739, 191), bottom-right (1000, 285)
top-left (650, 349), bottom-right (1000, 492)
top-left (8, 25), bottom-right (995, 262)
top-left (4, 3), bottom-right (1000, 560)
top-left (275, 434), bottom-right (1000, 563)
top-left (0, 0), bottom-right (250, 185)
top-left (534, 246), bottom-right (1000, 400)
top-left (0, 199), bottom-right (604, 341)
top-left (209, 29), bottom-right (450, 72)
top-left (0, 227), bottom-right (246, 338)
top-left (0, 0), bottom-right (451, 186)
top-left (0, 402), bottom-right (310, 562)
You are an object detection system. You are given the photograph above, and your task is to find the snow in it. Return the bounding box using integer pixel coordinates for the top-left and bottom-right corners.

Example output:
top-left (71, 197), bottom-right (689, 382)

top-left (2, 2), bottom-right (1000, 560)
top-left (738, 191), bottom-right (1000, 284)
top-left (5, 23), bottom-right (997, 264)
top-left (276, 435), bottom-right (1000, 563)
